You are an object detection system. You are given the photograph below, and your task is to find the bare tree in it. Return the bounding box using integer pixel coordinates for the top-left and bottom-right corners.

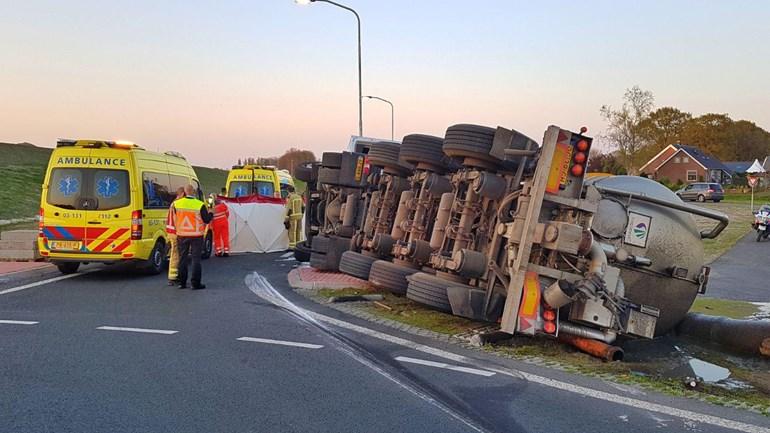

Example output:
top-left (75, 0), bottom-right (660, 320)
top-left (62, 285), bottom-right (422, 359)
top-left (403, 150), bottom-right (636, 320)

top-left (600, 86), bottom-right (654, 174)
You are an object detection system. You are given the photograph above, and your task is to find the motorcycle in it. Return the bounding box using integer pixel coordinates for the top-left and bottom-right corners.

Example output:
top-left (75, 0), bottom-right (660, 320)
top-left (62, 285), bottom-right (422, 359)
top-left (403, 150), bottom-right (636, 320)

top-left (753, 205), bottom-right (770, 242)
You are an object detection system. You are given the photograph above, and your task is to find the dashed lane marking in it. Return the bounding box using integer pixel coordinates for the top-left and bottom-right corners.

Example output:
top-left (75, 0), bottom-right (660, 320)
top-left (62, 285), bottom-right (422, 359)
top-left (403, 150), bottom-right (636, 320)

top-left (0, 269), bottom-right (99, 296)
top-left (96, 326), bottom-right (178, 335)
top-left (395, 356), bottom-right (496, 377)
top-left (0, 320), bottom-right (39, 325)
top-left (237, 337), bottom-right (323, 349)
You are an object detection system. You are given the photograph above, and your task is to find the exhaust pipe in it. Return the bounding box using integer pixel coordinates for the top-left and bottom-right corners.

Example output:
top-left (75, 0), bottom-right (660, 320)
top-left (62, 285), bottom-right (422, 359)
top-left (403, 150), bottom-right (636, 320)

top-left (558, 333), bottom-right (624, 362)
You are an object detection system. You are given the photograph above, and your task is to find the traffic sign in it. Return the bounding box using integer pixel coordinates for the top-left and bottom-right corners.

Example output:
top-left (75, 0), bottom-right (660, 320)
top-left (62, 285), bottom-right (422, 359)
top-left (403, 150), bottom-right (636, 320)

top-left (748, 176), bottom-right (759, 188)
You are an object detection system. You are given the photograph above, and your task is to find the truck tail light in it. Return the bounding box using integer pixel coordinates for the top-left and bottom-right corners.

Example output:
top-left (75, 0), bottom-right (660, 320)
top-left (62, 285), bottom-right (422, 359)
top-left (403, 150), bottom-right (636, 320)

top-left (543, 305), bottom-right (558, 336)
top-left (131, 210), bottom-right (143, 240)
top-left (38, 208), bottom-right (44, 237)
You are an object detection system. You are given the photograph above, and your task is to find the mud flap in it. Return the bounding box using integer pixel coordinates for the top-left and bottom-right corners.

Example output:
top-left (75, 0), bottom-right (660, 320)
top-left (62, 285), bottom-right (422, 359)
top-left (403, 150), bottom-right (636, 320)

top-left (447, 286), bottom-right (505, 322)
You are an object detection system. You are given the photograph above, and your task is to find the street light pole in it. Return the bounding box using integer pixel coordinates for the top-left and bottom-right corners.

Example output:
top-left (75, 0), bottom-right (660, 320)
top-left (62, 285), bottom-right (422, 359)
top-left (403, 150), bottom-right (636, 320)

top-left (364, 95), bottom-right (394, 140)
top-left (297, 0), bottom-right (363, 137)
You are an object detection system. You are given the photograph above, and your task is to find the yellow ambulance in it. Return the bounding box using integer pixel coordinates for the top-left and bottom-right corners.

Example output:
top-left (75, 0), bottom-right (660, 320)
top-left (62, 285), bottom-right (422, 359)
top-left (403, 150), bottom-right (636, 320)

top-left (38, 139), bottom-right (212, 275)
top-left (225, 165), bottom-right (282, 198)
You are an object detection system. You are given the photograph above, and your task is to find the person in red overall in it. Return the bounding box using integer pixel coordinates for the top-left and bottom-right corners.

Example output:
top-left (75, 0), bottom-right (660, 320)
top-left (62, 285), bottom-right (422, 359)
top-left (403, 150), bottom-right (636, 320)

top-left (212, 198), bottom-right (231, 257)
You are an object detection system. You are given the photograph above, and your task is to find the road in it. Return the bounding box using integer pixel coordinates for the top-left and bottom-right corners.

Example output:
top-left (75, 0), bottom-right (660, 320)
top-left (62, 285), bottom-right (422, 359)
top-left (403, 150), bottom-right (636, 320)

top-left (1, 253), bottom-right (768, 433)
top-left (708, 231), bottom-right (770, 302)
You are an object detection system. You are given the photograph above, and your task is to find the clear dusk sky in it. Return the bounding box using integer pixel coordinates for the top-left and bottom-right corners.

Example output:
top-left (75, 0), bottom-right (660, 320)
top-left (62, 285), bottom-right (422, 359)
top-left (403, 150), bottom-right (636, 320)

top-left (1, 1), bottom-right (768, 168)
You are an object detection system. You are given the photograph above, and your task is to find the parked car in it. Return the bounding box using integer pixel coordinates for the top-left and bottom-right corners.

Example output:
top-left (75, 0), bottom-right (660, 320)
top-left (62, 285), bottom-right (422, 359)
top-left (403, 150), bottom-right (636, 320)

top-left (675, 182), bottom-right (724, 202)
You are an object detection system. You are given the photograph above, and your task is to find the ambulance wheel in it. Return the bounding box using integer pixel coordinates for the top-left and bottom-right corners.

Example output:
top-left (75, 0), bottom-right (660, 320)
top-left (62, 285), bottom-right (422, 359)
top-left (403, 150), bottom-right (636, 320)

top-left (368, 260), bottom-right (418, 295)
top-left (56, 262), bottom-right (80, 275)
top-left (406, 272), bottom-right (452, 312)
top-left (144, 240), bottom-right (165, 275)
top-left (338, 251), bottom-right (378, 279)
top-left (201, 232), bottom-right (213, 260)
top-left (294, 241), bottom-right (311, 262)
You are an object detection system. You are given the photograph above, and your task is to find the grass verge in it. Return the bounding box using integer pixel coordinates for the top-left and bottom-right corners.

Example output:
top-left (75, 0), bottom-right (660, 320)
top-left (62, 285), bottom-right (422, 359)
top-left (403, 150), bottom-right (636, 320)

top-left (690, 298), bottom-right (760, 319)
top-left (696, 202), bottom-right (754, 263)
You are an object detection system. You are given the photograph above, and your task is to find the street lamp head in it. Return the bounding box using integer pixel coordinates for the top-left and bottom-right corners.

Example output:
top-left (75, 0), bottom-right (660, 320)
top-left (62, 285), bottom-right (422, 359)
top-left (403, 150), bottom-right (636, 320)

top-left (295, 0), bottom-right (314, 5)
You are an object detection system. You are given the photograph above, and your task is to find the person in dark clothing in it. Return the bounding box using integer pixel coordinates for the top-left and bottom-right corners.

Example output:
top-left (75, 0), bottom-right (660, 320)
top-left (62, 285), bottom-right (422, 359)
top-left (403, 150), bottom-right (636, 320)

top-left (172, 184), bottom-right (213, 289)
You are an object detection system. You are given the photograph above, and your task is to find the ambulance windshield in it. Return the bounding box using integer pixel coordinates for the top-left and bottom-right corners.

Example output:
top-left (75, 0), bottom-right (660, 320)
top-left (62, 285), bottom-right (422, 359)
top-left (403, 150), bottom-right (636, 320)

top-left (48, 168), bottom-right (130, 210)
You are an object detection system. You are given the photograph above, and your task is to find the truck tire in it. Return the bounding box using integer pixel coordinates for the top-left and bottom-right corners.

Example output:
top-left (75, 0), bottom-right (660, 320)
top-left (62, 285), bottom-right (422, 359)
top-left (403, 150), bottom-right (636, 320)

top-left (399, 134), bottom-right (447, 170)
top-left (338, 250), bottom-right (378, 279)
top-left (311, 235), bottom-right (330, 253)
top-left (368, 142), bottom-right (411, 175)
top-left (325, 235), bottom-right (353, 272)
top-left (442, 124), bottom-right (499, 164)
top-left (406, 272), bottom-right (452, 312)
top-left (318, 168), bottom-right (341, 186)
top-left (322, 152), bottom-right (342, 168)
top-left (294, 240), bottom-right (311, 262)
top-left (310, 251), bottom-right (331, 271)
top-left (294, 163), bottom-right (315, 182)
top-left (368, 260), bottom-right (418, 294)
top-left (56, 262), bottom-right (80, 275)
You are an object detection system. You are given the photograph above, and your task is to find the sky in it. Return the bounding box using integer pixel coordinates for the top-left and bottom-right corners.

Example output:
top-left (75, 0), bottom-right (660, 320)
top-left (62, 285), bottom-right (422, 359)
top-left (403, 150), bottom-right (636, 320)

top-left (1, 1), bottom-right (768, 168)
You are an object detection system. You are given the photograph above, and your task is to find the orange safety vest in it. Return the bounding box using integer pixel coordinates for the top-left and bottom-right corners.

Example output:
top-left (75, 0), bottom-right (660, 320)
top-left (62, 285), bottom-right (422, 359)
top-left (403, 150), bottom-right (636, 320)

top-left (173, 197), bottom-right (206, 237)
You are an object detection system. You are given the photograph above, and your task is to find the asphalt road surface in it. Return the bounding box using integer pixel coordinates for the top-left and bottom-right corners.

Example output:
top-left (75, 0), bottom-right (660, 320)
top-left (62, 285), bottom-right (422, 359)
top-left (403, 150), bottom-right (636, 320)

top-left (1, 253), bottom-right (768, 433)
top-left (708, 232), bottom-right (770, 302)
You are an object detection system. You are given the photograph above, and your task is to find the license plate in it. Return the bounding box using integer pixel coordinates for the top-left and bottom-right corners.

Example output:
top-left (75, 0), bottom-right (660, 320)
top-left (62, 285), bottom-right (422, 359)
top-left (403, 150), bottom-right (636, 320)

top-left (49, 240), bottom-right (82, 250)
top-left (759, 225), bottom-right (766, 231)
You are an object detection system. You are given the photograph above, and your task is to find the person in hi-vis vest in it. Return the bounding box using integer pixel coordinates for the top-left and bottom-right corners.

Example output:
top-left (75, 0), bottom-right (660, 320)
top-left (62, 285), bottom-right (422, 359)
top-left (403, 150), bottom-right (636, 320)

top-left (212, 197), bottom-right (231, 256)
top-left (171, 184), bottom-right (213, 289)
top-left (166, 187), bottom-right (186, 286)
top-left (285, 185), bottom-right (304, 248)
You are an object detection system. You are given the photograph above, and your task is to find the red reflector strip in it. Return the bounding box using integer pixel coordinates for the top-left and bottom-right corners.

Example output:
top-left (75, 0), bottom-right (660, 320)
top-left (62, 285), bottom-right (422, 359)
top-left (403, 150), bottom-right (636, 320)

top-left (92, 228), bottom-right (129, 252)
top-left (113, 239), bottom-right (131, 253)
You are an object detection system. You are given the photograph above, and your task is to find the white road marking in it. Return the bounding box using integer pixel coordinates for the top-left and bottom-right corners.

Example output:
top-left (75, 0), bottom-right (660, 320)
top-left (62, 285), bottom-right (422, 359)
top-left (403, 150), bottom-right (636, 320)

top-left (395, 356), bottom-right (495, 377)
top-left (237, 337), bottom-right (323, 349)
top-left (246, 272), bottom-right (490, 433)
top-left (0, 269), bottom-right (98, 296)
top-left (0, 320), bottom-right (39, 325)
top-left (247, 272), bottom-right (770, 433)
top-left (96, 326), bottom-right (178, 335)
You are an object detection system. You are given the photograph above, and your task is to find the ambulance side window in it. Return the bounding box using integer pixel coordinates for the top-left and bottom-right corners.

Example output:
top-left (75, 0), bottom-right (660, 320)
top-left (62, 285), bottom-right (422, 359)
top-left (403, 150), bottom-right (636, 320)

top-left (168, 175), bottom-right (188, 198)
top-left (142, 172), bottom-right (172, 209)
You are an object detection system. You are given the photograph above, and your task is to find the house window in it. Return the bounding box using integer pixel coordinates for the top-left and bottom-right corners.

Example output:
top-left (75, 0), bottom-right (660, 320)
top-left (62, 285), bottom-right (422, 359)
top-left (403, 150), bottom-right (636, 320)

top-left (686, 170), bottom-right (697, 182)
top-left (674, 157), bottom-right (681, 163)
top-left (682, 157), bottom-right (689, 163)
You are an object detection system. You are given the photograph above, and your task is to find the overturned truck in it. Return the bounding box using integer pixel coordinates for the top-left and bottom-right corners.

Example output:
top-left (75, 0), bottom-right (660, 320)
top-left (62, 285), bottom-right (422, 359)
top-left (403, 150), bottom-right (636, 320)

top-left (401, 124), bottom-right (728, 358)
